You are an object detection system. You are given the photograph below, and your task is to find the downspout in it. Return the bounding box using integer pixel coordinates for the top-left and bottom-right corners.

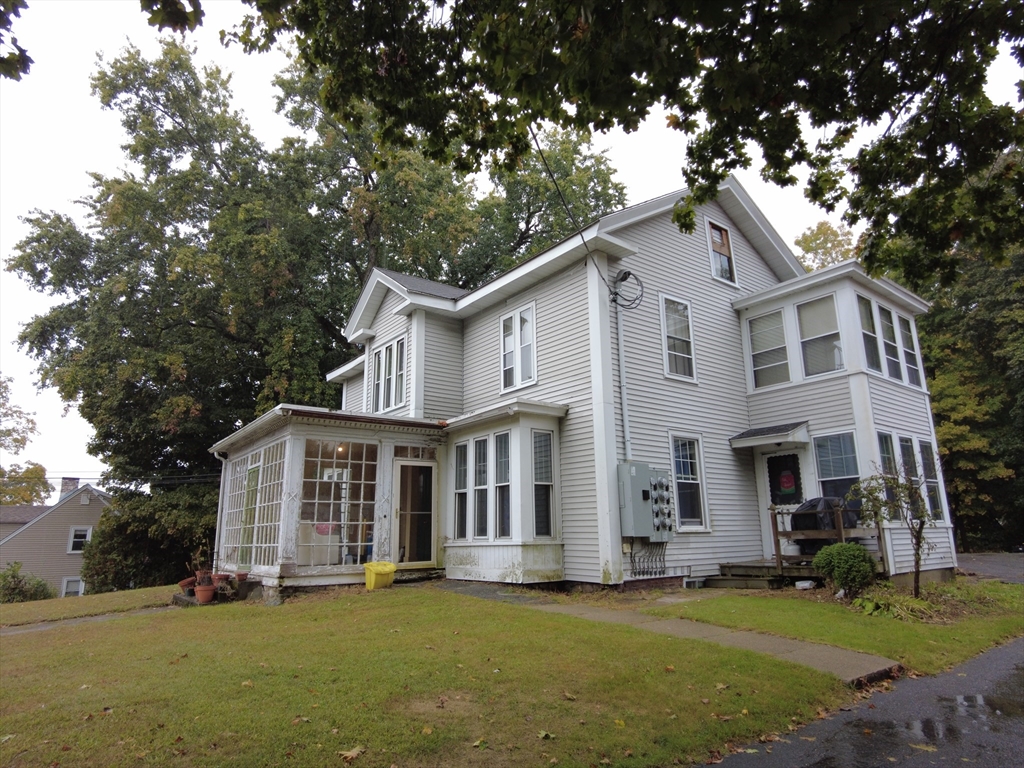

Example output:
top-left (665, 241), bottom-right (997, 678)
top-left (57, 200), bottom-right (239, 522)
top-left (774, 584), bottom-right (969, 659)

top-left (212, 451), bottom-right (228, 572)
top-left (613, 273), bottom-right (633, 462)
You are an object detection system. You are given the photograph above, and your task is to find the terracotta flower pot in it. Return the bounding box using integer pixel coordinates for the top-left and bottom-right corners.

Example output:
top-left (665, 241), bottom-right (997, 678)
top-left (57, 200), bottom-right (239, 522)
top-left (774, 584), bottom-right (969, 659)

top-left (178, 576), bottom-right (196, 592)
top-left (213, 573), bottom-right (230, 585)
top-left (235, 572), bottom-right (249, 583)
top-left (194, 584), bottom-right (217, 604)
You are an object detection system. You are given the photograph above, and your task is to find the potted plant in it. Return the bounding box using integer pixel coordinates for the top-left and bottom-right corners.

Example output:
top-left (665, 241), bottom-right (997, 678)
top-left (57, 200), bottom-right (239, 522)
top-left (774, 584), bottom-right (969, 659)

top-left (191, 545), bottom-right (216, 604)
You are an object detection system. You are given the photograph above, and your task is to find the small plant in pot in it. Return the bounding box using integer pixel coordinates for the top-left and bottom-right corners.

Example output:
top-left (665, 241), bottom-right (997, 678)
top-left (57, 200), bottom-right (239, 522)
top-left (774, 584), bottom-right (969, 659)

top-left (191, 546), bottom-right (217, 604)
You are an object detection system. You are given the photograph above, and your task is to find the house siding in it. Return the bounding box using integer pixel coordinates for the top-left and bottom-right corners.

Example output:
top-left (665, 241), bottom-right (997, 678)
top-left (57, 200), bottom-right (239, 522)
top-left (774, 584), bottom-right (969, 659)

top-left (866, 377), bottom-right (933, 435)
top-left (606, 205), bottom-right (782, 577)
top-left (423, 315), bottom-right (464, 420)
top-left (887, 524), bottom-right (956, 574)
top-left (748, 377), bottom-right (855, 434)
top-left (462, 262), bottom-right (601, 581)
top-left (0, 489), bottom-right (105, 592)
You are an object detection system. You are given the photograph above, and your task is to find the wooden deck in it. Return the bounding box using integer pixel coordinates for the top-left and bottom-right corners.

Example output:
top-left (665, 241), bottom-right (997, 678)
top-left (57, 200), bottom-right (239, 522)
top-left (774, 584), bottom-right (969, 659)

top-left (704, 560), bottom-right (821, 589)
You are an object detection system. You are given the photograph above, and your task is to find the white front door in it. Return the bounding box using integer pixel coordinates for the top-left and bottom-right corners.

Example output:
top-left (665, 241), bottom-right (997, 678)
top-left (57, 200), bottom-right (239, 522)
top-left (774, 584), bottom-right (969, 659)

top-left (392, 461), bottom-right (436, 566)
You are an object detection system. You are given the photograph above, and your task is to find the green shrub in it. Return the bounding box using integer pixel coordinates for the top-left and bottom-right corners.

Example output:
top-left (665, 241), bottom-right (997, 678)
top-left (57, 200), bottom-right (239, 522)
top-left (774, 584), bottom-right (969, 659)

top-left (0, 562), bottom-right (57, 603)
top-left (812, 543), bottom-right (877, 598)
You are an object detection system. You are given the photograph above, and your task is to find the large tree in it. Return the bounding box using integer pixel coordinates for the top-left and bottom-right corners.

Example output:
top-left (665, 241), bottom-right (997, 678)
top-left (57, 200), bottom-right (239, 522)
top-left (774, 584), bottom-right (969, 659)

top-left (0, 373), bottom-right (54, 504)
top-left (7, 40), bottom-right (624, 585)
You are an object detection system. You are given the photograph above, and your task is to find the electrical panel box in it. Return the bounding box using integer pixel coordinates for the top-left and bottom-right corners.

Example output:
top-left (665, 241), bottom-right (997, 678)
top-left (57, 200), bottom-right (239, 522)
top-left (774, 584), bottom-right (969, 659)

top-left (617, 462), bottom-right (675, 542)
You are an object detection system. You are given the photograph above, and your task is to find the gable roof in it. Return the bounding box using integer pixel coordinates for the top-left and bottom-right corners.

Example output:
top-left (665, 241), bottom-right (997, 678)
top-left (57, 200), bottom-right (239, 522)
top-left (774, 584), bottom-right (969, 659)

top-left (344, 176), bottom-right (805, 341)
top-left (0, 485), bottom-right (110, 546)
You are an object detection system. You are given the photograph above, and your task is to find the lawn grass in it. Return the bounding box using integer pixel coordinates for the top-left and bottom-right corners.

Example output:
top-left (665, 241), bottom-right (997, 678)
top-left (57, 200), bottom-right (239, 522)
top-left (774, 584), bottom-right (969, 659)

top-left (0, 585), bottom-right (178, 627)
top-left (643, 579), bottom-right (1024, 675)
top-left (0, 584), bottom-right (849, 767)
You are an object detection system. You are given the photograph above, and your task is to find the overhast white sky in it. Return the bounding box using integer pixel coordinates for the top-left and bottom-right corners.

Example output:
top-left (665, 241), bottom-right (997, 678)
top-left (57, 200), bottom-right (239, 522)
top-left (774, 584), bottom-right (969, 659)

top-left (0, 1), bottom-right (1020, 502)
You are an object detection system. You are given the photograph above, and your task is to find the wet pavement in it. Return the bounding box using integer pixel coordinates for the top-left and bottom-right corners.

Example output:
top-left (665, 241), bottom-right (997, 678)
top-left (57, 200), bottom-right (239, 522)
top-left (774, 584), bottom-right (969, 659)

top-left (723, 637), bottom-right (1024, 767)
top-left (957, 552), bottom-right (1024, 584)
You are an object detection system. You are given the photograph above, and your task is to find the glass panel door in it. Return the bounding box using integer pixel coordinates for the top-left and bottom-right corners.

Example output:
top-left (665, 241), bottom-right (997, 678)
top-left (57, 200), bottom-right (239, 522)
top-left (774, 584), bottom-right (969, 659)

top-left (394, 462), bottom-right (435, 564)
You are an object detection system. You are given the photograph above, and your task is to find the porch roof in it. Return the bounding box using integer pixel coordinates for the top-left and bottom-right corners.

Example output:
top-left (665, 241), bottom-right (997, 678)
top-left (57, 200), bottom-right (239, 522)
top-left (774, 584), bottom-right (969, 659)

top-left (729, 421), bottom-right (810, 449)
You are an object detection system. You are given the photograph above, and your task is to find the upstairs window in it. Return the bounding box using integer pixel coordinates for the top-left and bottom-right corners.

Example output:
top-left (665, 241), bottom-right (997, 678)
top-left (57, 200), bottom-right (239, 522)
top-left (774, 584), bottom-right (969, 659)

top-left (749, 310), bottom-right (789, 388)
top-left (372, 337), bottom-right (406, 412)
top-left (67, 526), bottom-right (92, 553)
top-left (858, 295), bottom-right (883, 372)
top-left (708, 222), bottom-right (736, 283)
top-left (797, 296), bottom-right (844, 377)
top-left (899, 317), bottom-right (922, 386)
top-left (661, 296), bottom-right (696, 380)
top-left (878, 307), bottom-right (903, 380)
top-left (500, 304), bottom-right (536, 391)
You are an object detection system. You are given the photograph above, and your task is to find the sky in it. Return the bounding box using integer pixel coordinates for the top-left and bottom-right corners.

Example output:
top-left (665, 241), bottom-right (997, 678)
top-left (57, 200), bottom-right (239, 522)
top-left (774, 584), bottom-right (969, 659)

top-left (0, 1), bottom-right (1020, 503)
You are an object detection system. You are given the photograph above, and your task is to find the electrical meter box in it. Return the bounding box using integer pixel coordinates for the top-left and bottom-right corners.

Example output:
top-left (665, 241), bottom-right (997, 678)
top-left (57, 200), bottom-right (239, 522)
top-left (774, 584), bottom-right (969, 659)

top-left (617, 462), bottom-right (675, 542)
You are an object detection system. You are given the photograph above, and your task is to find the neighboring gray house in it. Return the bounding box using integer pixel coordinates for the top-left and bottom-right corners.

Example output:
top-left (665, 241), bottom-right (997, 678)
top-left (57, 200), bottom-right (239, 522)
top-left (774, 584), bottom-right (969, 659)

top-left (210, 177), bottom-right (955, 595)
top-left (0, 480), bottom-right (110, 596)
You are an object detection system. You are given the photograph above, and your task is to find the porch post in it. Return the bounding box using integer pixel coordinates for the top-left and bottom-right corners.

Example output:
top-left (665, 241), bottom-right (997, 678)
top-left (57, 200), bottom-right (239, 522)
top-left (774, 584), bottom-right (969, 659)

top-left (374, 441), bottom-right (395, 562)
top-left (277, 434), bottom-right (304, 576)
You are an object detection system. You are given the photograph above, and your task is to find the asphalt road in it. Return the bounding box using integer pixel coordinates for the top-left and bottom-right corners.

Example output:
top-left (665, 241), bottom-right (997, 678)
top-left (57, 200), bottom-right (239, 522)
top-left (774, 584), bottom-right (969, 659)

top-left (957, 552), bottom-right (1024, 584)
top-left (724, 637), bottom-right (1024, 768)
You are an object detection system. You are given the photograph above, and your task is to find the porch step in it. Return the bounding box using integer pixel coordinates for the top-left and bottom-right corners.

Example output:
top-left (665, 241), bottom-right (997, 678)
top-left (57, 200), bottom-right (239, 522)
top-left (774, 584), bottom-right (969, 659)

top-left (703, 575), bottom-right (787, 590)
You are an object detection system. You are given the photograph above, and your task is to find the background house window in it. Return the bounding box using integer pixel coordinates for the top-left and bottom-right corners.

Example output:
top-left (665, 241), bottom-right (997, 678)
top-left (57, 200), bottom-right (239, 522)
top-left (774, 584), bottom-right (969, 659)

top-left (797, 296), bottom-right (843, 376)
top-left (372, 337), bottom-right (406, 412)
top-left (495, 432), bottom-right (511, 538)
top-left (474, 438), bottom-right (488, 537)
top-left (454, 443), bottom-right (468, 540)
top-left (814, 432), bottom-right (859, 502)
top-left (67, 526), bottom-right (92, 553)
top-left (749, 310), bottom-right (789, 387)
top-left (878, 307), bottom-right (903, 380)
top-left (501, 304), bottom-right (535, 390)
top-left (661, 296), bottom-right (695, 379)
top-left (671, 436), bottom-right (706, 527)
top-left (858, 296), bottom-right (882, 372)
top-left (61, 577), bottom-right (84, 597)
top-left (899, 317), bottom-right (922, 386)
top-left (919, 441), bottom-right (943, 519)
top-left (533, 431), bottom-right (553, 537)
top-left (708, 222), bottom-right (735, 282)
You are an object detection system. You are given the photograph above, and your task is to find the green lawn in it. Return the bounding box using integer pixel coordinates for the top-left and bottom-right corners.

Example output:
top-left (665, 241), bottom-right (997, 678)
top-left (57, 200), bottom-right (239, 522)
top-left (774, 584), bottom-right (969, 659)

top-left (0, 584), bottom-right (848, 767)
top-left (0, 585), bottom-right (178, 627)
top-left (643, 580), bottom-right (1024, 675)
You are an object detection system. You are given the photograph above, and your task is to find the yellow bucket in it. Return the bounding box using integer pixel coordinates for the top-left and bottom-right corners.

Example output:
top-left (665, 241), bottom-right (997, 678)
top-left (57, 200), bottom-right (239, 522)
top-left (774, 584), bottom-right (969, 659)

top-left (363, 561), bottom-right (397, 590)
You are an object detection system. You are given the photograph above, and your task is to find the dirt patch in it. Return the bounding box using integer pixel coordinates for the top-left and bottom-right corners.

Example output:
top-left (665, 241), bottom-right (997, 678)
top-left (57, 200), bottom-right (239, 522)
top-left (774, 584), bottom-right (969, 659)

top-left (399, 691), bottom-right (480, 719)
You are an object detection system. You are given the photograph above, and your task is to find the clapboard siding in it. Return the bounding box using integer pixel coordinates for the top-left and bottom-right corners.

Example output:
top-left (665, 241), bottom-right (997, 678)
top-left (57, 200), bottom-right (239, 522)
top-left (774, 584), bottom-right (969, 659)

top-left (462, 262), bottom-right (601, 581)
top-left (748, 377), bottom-right (855, 434)
top-left (607, 204), bottom-right (783, 574)
top-left (423, 315), bottom-right (464, 419)
top-left (887, 524), bottom-right (956, 574)
top-left (867, 377), bottom-right (934, 435)
top-left (0, 489), bottom-right (106, 592)
top-left (361, 291), bottom-right (411, 414)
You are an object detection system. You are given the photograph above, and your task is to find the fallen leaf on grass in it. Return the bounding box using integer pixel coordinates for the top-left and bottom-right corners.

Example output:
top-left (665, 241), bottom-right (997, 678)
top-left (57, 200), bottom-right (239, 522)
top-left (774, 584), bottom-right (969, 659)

top-left (701, 699), bottom-right (710, 705)
top-left (421, 727), bottom-right (433, 735)
top-left (538, 730), bottom-right (555, 740)
top-left (614, 720), bottom-right (625, 728)
top-left (909, 744), bottom-right (938, 752)
top-left (472, 739), bottom-right (487, 749)
top-left (715, 683), bottom-right (729, 690)
top-left (600, 759), bottom-right (612, 765)
top-left (338, 745), bottom-right (365, 762)
top-left (79, 685), bottom-right (91, 690)
top-left (665, 665), bottom-right (676, 672)
top-left (562, 691), bottom-right (577, 701)
top-left (331, 729), bottom-right (339, 735)
top-left (706, 749), bottom-right (724, 764)
top-left (624, 748), bottom-right (633, 757)
top-left (291, 717), bottom-right (310, 725)
top-left (241, 680), bottom-right (253, 688)
top-left (0, 735), bottom-right (13, 744)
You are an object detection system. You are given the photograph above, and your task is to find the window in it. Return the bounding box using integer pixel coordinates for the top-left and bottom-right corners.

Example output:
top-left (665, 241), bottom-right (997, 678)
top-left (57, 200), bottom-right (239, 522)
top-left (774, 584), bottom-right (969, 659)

top-left (473, 438), bottom-right (488, 537)
top-left (899, 317), bottom-right (922, 386)
top-left (877, 432), bottom-right (897, 475)
top-left (61, 578), bottom-right (84, 597)
top-left (533, 431), bottom-right (554, 537)
top-left (708, 222), bottom-right (735, 283)
top-left (454, 443), bottom-right (468, 540)
top-left (749, 310), bottom-right (789, 388)
top-left (372, 337), bottom-right (406, 412)
top-left (500, 304), bottom-right (536, 390)
top-left (878, 307), bottom-right (902, 380)
top-left (797, 296), bottom-right (843, 376)
top-left (919, 441), bottom-right (943, 519)
top-left (661, 296), bottom-right (696, 379)
top-left (814, 433), bottom-right (859, 502)
top-left (671, 436), bottom-right (706, 528)
top-left (495, 432), bottom-right (511, 538)
top-left (67, 526), bottom-right (92, 553)
top-left (858, 295), bottom-right (882, 372)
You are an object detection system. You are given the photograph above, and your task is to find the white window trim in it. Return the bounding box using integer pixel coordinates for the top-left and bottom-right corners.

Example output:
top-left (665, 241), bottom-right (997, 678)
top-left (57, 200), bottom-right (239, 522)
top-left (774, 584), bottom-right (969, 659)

top-left (812, 431), bottom-right (860, 498)
top-left (796, 293), bottom-right (846, 379)
top-left (499, 302), bottom-right (538, 393)
top-left (61, 577), bottom-right (85, 597)
top-left (453, 441), bottom-right (469, 541)
top-left (532, 428), bottom-right (555, 539)
top-left (898, 314), bottom-right (923, 387)
top-left (705, 217), bottom-right (740, 288)
top-left (67, 526), bottom-right (93, 554)
top-left (747, 307), bottom-right (790, 390)
top-left (857, 294), bottom-right (883, 374)
top-left (659, 293), bottom-right (698, 382)
top-left (858, 298), bottom-right (929, 391)
top-left (472, 436), bottom-right (489, 539)
top-left (669, 432), bottom-right (712, 532)
top-left (494, 431), bottom-right (512, 539)
top-left (370, 334), bottom-right (407, 414)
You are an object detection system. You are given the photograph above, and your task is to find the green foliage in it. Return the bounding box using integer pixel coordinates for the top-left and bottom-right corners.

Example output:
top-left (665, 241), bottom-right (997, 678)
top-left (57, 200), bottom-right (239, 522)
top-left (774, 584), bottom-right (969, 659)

top-left (0, 373), bottom-right (53, 503)
top-left (81, 486), bottom-right (218, 593)
top-left (793, 221), bottom-right (856, 272)
top-left (0, 561), bottom-right (56, 603)
top-left (0, 0), bottom-right (31, 80)
top-left (211, 0), bottom-right (1024, 283)
top-left (916, 247), bottom-right (1024, 551)
top-left (812, 543), bottom-right (876, 598)
top-left (852, 593), bottom-right (938, 622)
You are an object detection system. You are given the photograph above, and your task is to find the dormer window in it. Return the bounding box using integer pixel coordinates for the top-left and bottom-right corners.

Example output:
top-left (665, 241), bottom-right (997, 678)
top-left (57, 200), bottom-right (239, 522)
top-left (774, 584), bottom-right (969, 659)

top-left (372, 337), bottom-right (406, 413)
top-left (708, 222), bottom-right (736, 284)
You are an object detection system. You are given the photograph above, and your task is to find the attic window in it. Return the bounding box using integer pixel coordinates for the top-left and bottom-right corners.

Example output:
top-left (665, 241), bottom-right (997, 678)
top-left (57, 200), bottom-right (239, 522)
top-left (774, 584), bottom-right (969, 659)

top-left (708, 222), bottom-right (736, 284)
top-left (80, 493), bottom-right (91, 505)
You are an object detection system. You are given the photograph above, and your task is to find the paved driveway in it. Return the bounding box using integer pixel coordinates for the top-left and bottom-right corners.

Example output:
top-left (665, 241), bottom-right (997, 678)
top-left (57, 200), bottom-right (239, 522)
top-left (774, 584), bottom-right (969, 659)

top-left (957, 552), bottom-right (1024, 584)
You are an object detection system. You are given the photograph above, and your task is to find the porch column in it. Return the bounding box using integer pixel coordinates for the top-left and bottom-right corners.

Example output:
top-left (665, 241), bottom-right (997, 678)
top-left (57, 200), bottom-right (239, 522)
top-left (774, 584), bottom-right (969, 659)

top-left (277, 434), bottom-right (305, 576)
top-left (374, 441), bottom-right (395, 562)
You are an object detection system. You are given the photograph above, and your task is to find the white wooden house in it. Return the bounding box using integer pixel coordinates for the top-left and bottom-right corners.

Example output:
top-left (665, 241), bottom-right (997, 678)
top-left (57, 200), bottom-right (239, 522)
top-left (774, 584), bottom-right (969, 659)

top-left (210, 177), bottom-right (956, 597)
